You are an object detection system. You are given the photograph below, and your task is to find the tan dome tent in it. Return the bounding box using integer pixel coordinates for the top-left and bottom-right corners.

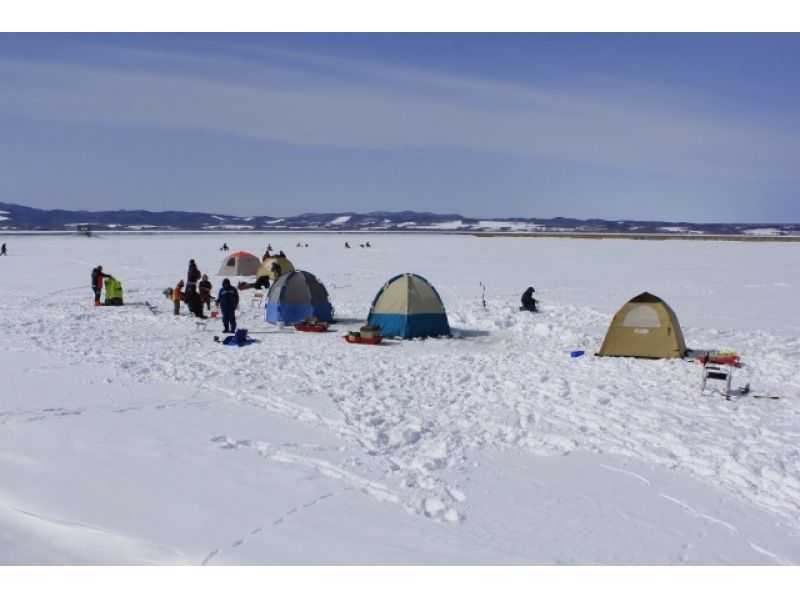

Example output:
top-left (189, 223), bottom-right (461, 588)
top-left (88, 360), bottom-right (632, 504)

top-left (597, 292), bottom-right (687, 359)
top-left (256, 256), bottom-right (296, 281)
top-left (217, 251), bottom-right (261, 276)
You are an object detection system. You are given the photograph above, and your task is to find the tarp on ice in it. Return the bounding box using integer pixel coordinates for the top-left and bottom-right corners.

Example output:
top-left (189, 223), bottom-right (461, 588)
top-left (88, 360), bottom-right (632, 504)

top-left (597, 292), bottom-right (687, 358)
top-left (265, 270), bottom-right (333, 325)
top-left (367, 273), bottom-right (451, 339)
top-left (218, 251), bottom-right (261, 276)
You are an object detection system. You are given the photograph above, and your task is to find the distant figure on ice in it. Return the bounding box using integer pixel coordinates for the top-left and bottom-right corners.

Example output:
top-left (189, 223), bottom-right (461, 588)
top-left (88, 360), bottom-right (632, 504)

top-left (172, 280), bottom-right (185, 315)
top-left (220, 243), bottom-right (229, 251)
top-left (262, 249), bottom-right (271, 260)
top-left (91, 265), bottom-right (112, 306)
top-left (520, 287), bottom-right (538, 312)
top-left (198, 274), bottom-right (213, 311)
top-left (365, 241), bottom-right (371, 248)
top-left (345, 242), bottom-right (350, 249)
top-left (278, 250), bottom-right (286, 257)
top-left (0, 242), bottom-right (6, 256)
top-left (216, 278), bottom-right (239, 333)
top-left (186, 259), bottom-right (201, 292)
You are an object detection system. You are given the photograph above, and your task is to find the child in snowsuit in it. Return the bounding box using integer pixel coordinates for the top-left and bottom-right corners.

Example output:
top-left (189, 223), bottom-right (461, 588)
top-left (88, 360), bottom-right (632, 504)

top-left (216, 278), bottom-right (239, 333)
top-left (173, 280), bottom-right (185, 315)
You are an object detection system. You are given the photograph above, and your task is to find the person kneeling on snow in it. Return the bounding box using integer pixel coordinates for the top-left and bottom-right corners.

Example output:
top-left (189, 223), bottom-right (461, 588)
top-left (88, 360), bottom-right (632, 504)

top-left (216, 278), bottom-right (239, 333)
top-left (520, 287), bottom-right (537, 311)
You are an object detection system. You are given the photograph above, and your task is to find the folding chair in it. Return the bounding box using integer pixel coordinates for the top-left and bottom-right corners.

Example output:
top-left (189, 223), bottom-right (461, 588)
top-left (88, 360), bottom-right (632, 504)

top-left (701, 364), bottom-right (732, 399)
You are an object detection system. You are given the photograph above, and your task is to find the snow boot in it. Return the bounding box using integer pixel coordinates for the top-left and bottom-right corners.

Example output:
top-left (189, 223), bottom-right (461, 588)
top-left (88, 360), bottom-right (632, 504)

top-left (94, 299), bottom-right (102, 307)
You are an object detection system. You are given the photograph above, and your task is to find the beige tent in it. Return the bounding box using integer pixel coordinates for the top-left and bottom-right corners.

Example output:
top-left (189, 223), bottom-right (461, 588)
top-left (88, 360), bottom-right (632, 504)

top-left (217, 251), bottom-right (261, 276)
top-left (256, 256), bottom-right (295, 281)
top-left (597, 292), bottom-right (687, 358)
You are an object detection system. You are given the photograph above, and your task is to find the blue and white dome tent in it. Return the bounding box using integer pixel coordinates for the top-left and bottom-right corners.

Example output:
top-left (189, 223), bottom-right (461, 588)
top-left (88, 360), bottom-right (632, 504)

top-left (265, 270), bottom-right (334, 325)
top-left (367, 273), bottom-right (451, 339)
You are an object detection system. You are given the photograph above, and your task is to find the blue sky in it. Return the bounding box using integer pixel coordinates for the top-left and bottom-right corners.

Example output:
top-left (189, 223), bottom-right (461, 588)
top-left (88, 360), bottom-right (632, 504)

top-left (1, 33), bottom-right (799, 222)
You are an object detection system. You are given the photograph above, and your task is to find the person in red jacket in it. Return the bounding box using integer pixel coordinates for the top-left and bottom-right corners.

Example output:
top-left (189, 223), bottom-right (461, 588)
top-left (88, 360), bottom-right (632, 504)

top-left (186, 259), bottom-right (201, 292)
top-left (91, 265), bottom-right (111, 306)
top-left (198, 274), bottom-right (213, 311)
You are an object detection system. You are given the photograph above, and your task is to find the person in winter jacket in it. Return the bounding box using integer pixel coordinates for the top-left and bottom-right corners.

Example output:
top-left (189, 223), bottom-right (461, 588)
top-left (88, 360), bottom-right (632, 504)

top-left (186, 259), bottom-right (201, 292)
top-left (173, 280), bottom-right (185, 315)
top-left (216, 278), bottom-right (239, 333)
top-left (185, 286), bottom-right (207, 319)
top-left (520, 287), bottom-right (537, 311)
top-left (91, 265), bottom-right (112, 306)
top-left (0, 242), bottom-right (6, 256)
top-left (198, 274), bottom-right (213, 311)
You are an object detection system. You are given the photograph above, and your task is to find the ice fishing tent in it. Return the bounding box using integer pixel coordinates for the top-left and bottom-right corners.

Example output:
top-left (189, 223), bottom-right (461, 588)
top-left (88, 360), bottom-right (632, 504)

top-left (256, 256), bottom-right (296, 281)
top-left (265, 270), bottom-right (334, 325)
top-left (597, 292), bottom-right (687, 358)
top-left (218, 251), bottom-right (261, 276)
top-left (367, 273), bottom-right (451, 339)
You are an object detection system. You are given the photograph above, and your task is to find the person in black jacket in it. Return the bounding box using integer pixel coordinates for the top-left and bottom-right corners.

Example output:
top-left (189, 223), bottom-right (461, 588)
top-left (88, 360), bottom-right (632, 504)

top-left (216, 278), bottom-right (239, 333)
top-left (91, 266), bottom-right (111, 306)
top-left (520, 287), bottom-right (537, 311)
top-left (185, 286), bottom-right (207, 319)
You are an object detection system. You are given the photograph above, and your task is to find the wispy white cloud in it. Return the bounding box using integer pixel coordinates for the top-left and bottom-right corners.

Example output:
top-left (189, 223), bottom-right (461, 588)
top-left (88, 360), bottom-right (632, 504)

top-left (1, 44), bottom-right (798, 182)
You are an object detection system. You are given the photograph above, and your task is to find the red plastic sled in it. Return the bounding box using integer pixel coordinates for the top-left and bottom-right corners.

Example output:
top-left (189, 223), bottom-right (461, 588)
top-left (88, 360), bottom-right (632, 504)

top-left (696, 354), bottom-right (741, 367)
top-left (294, 323), bottom-right (330, 332)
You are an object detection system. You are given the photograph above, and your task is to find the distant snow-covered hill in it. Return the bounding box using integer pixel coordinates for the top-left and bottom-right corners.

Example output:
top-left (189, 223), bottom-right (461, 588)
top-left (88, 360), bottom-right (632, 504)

top-left (0, 202), bottom-right (797, 237)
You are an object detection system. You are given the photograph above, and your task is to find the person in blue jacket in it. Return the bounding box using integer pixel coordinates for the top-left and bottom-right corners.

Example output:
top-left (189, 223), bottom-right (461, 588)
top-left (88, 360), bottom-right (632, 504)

top-left (215, 278), bottom-right (239, 333)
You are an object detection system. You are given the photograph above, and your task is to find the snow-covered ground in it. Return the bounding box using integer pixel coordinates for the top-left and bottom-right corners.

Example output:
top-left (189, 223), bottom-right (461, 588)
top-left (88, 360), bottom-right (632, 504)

top-left (1, 233), bottom-right (799, 565)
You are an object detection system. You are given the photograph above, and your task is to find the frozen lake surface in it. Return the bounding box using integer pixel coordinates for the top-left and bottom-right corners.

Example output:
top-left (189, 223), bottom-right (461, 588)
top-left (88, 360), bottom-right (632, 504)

top-left (1, 232), bottom-right (799, 564)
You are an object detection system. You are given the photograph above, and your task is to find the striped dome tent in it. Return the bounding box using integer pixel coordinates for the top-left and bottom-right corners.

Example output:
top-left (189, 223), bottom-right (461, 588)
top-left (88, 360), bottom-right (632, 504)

top-left (265, 270), bottom-right (333, 325)
top-left (367, 273), bottom-right (450, 339)
top-left (217, 251), bottom-right (261, 276)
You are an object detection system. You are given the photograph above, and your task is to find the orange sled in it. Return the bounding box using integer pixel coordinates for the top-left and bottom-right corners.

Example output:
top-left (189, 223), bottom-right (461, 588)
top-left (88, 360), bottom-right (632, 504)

top-left (344, 334), bottom-right (383, 345)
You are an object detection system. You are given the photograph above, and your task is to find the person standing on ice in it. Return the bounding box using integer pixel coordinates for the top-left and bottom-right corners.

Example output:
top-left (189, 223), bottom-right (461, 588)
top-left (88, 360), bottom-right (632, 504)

top-left (0, 242), bottom-right (6, 256)
top-left (216, 278), bottom-right (239, 333)
top-left (172, 280), bottom-right (185, 315)
top-left (198, 274), bottom-right (213, 311)
top-left (91, 265), bottom-right (111, 306)
top-left (186, 259), bottom-right (201, 293)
